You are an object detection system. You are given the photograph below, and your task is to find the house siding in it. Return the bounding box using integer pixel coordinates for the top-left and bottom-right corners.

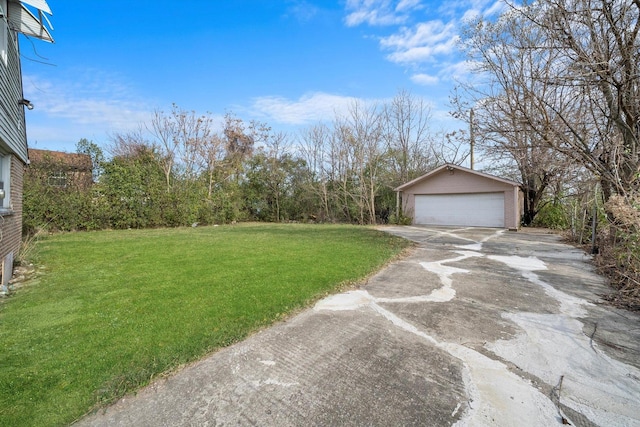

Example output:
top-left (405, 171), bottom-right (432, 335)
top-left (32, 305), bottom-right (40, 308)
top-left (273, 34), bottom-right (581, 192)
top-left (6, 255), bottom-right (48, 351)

top-left (0, 0), bottom-right (35, 288)
top-left (0, 13), bottom-right (28, 163)
top-left (400, 167), bottom-right (521, 229)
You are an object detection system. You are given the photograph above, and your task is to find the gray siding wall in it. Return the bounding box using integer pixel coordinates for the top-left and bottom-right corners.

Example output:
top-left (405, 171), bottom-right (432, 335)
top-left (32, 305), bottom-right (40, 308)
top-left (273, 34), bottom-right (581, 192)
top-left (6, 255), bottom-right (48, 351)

top-left (0, 13), bottom-right (28, 163)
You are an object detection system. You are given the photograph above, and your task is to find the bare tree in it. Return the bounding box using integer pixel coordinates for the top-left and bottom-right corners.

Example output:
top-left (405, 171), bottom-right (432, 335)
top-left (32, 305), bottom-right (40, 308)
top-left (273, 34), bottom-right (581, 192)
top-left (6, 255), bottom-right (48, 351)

top-left (108, 127), bottom-right (154, 159)
top-left (222, 113), bottom-right (255, 183)
top-left (432, 129), bottom-right (471, 166)
top-left (298, 124), bottom-right (334, 220)
top-left (299, 91), bottom-right (435, 224)
top-left (335, 101), bottom-right (386, 224)
top-left (223, 114), bottom-right (254, 161)
top-left (200, 133), bottom-right (226, 198)
top-left (146, 105), bottom-right (217, 191)
top-left (148, 109), bottom-right (177, 191)
top-left (382, 89), bottom-right (435, 185)
top-left (544, 0), bottom-right (638, 198)
top-left (491, 0), bottom-right (640, 200)
top-left (263, 131), bottom-right (292, 222)
top-left (171, 106), bottom-right (215, 181)
top-left (457, 0), bottom-right (618, 224)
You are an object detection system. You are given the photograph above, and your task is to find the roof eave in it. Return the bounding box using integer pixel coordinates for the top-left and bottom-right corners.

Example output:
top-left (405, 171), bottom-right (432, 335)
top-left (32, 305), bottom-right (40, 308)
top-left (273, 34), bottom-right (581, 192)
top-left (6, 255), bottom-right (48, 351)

top-left (395, 163), bottom-right (521, 191)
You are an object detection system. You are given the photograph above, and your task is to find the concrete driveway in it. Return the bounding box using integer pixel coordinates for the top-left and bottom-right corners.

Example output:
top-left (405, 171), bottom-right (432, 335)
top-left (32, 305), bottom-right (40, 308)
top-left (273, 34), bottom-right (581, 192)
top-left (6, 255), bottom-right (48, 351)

top-left (76, 226), bottom-right (640, 427)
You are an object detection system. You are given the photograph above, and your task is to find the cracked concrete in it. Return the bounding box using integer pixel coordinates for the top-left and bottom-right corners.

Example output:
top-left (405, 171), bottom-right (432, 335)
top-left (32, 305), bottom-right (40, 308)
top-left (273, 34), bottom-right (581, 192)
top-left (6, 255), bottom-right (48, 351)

top-left (75, 226), bottom-right (640, 427)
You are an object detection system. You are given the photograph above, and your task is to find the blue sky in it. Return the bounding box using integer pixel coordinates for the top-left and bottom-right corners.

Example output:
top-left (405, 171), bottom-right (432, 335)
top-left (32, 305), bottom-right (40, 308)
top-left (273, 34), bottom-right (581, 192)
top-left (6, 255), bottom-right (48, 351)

top-left (20, 0), bottom-right (505, 153)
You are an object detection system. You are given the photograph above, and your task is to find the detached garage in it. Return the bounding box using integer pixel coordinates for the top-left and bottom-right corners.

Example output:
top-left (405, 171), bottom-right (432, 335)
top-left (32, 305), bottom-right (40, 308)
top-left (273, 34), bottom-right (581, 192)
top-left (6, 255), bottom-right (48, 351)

top-left (395, 164), bottom-right (522, 229)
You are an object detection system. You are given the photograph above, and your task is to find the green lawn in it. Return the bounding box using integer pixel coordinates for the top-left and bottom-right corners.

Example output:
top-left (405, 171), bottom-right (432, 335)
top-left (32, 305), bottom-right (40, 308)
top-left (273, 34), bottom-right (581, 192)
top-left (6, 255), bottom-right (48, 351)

top-left (0, 224), bottom-right (409, 426)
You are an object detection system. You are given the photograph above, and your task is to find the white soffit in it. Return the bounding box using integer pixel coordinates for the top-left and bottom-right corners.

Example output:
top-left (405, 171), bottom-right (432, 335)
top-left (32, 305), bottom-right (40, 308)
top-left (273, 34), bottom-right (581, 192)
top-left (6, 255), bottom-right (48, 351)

top-left (19, 0), bottom-right (51, 15)
top-left (7, 1), bottom-right (53, 42)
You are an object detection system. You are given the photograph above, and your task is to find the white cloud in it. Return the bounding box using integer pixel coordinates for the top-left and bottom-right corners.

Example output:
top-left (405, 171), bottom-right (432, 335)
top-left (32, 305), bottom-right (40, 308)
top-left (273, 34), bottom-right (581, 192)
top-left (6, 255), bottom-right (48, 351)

top-left (21, 70), bottom-right (156, 150)
top-left (460, 0), bottom-right (505, 22)
top-left (442, 60), bottom-right (482, 81)
top-left (249, 92), bottom-right (364, 125)
top-left (381, 20), bottom-right (460, 64)
top-left (380, 21), bottom-right (456, 50)
top-left (284, 0), bottom-right (320, 22)
top-left (436, 0), bottom-right (505, 20)
top-left (484, 1), bottom-right (506, 17)
top-left (385, 35), bottom-right (460, 63)
top-left (461, 8), bottom-right (482, 22)
top-left (411, 73), bottom-right (439, 85)
top-left (23, 71), bottom-right (152, 131)
top-left (344, 0), bottom-right (422, 27)
top-left (396, 0), bottom-right (422, 12)
top-left (344, 0), bottom-right (508, 86)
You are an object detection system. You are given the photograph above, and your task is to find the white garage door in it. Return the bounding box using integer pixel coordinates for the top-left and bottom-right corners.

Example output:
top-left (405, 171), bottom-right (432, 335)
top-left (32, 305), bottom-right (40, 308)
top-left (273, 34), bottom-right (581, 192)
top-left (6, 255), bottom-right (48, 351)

top-left (414, 193), bottom-right (505, 227)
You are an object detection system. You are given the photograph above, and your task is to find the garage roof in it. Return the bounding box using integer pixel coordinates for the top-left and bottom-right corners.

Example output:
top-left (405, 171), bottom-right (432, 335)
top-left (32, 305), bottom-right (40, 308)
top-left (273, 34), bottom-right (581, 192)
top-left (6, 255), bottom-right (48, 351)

top-left (394, 163), bottom-right (521, 192)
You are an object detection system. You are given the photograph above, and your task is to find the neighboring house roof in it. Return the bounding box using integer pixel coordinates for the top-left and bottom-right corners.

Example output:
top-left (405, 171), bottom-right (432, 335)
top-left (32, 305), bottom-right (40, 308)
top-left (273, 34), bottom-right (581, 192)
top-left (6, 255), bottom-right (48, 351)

top-left (394, 163), bottom-right (521, 192)
top-left (28, 148), bottom-right (92, 171)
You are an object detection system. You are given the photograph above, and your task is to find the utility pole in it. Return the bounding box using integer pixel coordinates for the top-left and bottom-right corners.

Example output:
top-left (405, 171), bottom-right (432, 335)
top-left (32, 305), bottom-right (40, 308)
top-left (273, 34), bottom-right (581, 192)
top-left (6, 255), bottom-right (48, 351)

top-left (469, 108), bottom-right (475, 170)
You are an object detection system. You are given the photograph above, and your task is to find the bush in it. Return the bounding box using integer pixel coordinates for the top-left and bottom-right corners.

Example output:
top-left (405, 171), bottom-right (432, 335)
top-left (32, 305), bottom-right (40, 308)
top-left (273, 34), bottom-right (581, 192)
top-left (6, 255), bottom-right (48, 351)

top-left (23, 180), bottom-right (101, 235)
top-left (388, 212), bottom-right (413, 225)
top-left (532, 200), bottom-right (569, 229)
top-left (597, 194), bottom-right (640, 310)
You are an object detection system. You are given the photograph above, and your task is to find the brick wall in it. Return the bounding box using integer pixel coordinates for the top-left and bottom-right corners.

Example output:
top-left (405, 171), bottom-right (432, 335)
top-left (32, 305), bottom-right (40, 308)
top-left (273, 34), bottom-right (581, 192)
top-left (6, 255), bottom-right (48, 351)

top-left (0, 154), bottom-right (24, 286)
